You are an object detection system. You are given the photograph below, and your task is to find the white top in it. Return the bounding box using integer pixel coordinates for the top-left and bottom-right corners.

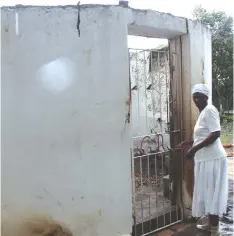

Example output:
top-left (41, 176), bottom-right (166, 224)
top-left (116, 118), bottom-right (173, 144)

top-left (193, 104), bottom-right (227, 162)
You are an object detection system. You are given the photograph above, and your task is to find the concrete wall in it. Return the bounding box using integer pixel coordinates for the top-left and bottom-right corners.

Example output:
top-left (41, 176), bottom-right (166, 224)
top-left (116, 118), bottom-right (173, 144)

top-left (183, 21), bottom-right (212, 133)
top-left (127, 8), bottom-right (187, 38)
top-left (1, 5), bottom-right (132, 236)
top-left (1, 4), bottom-right (212, 234)
top-left (180, 21), bottom-right (212, 210)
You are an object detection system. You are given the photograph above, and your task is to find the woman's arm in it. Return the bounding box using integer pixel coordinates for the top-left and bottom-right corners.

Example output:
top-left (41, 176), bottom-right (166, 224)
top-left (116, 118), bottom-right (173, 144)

top-left (187, 131), bottom-right (220, 158)
top-left (177, 140), bottom-right (194, 148)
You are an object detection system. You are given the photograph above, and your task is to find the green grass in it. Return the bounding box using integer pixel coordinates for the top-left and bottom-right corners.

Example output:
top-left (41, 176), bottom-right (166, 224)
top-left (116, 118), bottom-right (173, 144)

top-left (220, 133), bottom-right (233, 144)
top-left (221, 114), bottom-right (233, 144)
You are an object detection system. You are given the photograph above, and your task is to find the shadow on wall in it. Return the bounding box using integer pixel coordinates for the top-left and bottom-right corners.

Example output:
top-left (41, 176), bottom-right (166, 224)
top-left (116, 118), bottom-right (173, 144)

top-left (1, 214), bottom-right (73, 236)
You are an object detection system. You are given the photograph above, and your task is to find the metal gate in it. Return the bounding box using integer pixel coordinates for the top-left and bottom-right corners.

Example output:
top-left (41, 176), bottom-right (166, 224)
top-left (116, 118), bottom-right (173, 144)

top-left (129, 47), bottom-right (184, 236)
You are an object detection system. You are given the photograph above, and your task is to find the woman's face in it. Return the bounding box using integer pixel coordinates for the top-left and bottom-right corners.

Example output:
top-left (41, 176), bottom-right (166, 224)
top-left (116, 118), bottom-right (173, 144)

top-left (193, 92), bottom-right (208, 108)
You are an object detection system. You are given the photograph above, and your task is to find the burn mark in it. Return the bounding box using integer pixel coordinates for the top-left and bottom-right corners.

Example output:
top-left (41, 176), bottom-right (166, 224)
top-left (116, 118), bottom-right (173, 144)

top-left (125, 97), bottom-right (131, 124)
top-left (76, 1), bottom-right (81, 37)
top-left (201, 59), bottom-right (204, 78)
top-left (2, 215), bottom-right (73, 236)
top-left (125, 61), bottom-right (132, 124)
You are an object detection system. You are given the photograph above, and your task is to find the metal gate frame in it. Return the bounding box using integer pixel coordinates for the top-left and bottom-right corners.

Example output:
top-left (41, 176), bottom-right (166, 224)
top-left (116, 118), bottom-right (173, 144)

top-left (129, 45), bottom-right (184, 236)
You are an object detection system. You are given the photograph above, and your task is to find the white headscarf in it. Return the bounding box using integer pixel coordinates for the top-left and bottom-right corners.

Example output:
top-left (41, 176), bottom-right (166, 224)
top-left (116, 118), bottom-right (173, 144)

top-left (192, 84), bottom-right (210, 97)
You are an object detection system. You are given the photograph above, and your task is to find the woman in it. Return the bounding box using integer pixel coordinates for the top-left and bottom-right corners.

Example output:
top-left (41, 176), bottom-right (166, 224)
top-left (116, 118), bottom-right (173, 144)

top-left (178, 84), bottom-right (228, 235)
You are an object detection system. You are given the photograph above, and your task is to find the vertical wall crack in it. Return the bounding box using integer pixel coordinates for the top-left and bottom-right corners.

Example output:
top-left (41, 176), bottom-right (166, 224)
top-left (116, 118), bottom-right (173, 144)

top-left (186, 18), bottom-right (189, 34)
top-left (76, 1), bottom-right (81, 37)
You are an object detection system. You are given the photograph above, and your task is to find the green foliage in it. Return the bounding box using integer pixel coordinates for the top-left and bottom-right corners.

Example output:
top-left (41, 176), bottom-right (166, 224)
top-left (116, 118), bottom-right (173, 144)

top-left (193, 5), bottom-right (233, 112)
top-left (220, 113), bottom-right (233, 144)
top-left (220, 112), bottom-right (233, 123)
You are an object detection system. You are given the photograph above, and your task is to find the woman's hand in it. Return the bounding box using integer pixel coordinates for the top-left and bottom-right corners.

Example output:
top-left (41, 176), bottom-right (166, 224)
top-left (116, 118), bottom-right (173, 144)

top-left (186, 146), bottom-right (198, 159)
top-left (177, 140), bottom-right (193, 149)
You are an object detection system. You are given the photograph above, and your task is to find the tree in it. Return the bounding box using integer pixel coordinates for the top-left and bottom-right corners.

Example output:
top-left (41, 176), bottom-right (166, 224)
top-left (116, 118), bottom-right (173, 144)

top-left (193, 5), bottom-right (233, 113)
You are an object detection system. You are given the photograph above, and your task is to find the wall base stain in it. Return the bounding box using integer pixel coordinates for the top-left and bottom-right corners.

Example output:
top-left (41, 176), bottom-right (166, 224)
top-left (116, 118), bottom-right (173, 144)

top-left (1, 214), bottom-right (73, 236)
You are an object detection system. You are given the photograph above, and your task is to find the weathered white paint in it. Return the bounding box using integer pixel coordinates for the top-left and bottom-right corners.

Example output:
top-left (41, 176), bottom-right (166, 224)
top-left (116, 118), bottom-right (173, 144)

top-left (181, 20), bottom-right (212, 138)
top-left (179, 21), bottom-right (212, 211)
top-left (1, 4), bottom-right (212, 234)
top-left (127, 8), bottom-right (187, 39)
top-left (1, 5), bottom-right (132, 236)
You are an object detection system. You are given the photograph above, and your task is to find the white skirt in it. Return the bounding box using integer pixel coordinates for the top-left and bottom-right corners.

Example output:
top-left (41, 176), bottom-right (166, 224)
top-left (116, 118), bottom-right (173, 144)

top-left (192, 157), bottom-right (228, 217)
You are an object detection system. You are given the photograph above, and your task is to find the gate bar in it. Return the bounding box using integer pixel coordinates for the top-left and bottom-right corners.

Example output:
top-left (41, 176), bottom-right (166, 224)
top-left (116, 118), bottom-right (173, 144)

top-left (141, 219), bottom-right (183, 236)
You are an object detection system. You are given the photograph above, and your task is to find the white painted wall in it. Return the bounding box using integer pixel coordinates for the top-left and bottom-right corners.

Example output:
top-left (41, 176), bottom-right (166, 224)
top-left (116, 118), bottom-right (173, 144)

top-left (179, 21), bottom-right (212, 211)
top-left (127, 7), bottom-right (187, 39)
top-left (1, 5), bottom-right (132, 236)
top-left (1, 4), bottom-right (212, 233)
top-left (185, 21), bottom-right (212, 132)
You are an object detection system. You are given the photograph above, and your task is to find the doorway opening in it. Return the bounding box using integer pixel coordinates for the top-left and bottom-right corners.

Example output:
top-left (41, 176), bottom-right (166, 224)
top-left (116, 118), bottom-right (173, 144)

top-left (128, 35), bottom-right (184, 236)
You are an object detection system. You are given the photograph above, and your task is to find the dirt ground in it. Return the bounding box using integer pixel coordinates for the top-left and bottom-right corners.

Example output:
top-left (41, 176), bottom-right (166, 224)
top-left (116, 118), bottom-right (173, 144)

top-left (155, 156), bottom-right (234, 236)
